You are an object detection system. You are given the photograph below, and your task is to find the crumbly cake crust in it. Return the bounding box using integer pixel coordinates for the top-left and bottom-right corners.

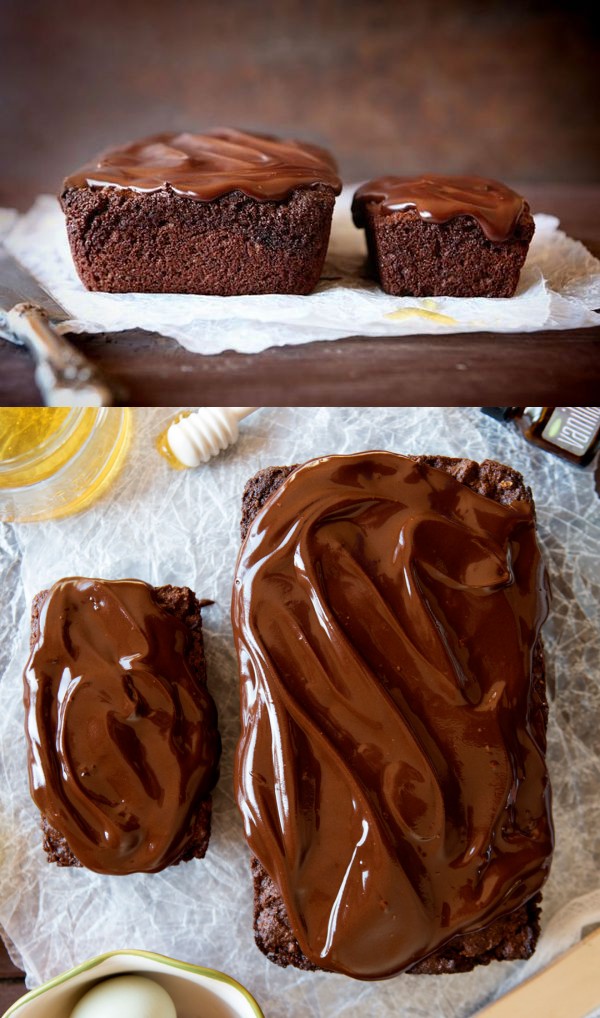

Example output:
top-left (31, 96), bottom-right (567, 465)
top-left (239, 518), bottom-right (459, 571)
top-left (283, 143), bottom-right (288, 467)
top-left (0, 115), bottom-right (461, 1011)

top-left (359, 205), bottom-right (535, 298)
top-left (29, 583), bottom-right (214, 868)
top-left (61, 184), bottom-right (337, 295)
top-left (239, 455), bottom-right (547, 975)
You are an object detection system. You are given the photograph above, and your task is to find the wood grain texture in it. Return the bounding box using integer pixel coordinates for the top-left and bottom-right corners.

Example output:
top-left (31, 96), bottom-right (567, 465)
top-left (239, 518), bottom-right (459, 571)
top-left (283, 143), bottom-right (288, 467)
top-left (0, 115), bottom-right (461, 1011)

top-left (474, 929), bottom-right (600, 1017)
top-left (2, 328), bottom-right (600, 408)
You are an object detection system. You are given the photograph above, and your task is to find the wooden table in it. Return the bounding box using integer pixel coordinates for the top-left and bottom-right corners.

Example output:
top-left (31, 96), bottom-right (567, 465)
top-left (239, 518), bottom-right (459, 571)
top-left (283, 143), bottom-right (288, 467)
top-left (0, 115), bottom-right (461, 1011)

top-left (0, 937), bottom-right (25, 1011)
top-left (1, 185), bottom-right (599, 407)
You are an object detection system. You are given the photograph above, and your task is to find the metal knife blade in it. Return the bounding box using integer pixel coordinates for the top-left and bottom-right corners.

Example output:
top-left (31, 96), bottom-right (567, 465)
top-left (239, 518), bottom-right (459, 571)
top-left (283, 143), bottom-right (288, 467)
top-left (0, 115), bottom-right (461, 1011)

top-left (0, 246), bottom-right (69, 323)
top-left (0, 245), bottom-right (122, 406)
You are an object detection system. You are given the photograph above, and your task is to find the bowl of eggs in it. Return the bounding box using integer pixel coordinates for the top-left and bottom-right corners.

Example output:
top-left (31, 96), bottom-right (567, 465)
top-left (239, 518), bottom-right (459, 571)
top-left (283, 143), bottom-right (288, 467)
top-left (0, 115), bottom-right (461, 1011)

top-left (2, 950), bottom-right (264, 1018)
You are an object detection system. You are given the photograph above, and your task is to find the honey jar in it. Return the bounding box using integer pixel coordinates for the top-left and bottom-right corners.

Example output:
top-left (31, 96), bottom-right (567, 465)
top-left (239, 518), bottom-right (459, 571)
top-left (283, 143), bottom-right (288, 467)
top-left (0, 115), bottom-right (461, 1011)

top-left (0, 408), bottom-right (131, 522)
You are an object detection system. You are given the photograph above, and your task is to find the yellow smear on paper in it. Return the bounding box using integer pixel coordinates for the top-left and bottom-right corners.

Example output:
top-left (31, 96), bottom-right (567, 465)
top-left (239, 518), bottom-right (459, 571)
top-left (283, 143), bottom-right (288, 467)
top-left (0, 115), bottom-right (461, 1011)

top-left (385, 298), bottom-right (458, 326)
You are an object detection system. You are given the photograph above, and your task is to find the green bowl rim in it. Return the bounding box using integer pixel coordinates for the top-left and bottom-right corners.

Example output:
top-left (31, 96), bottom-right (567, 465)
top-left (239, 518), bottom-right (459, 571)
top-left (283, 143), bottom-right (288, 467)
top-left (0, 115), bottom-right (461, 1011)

top-left (2, 948), bottom-right (265, 1018)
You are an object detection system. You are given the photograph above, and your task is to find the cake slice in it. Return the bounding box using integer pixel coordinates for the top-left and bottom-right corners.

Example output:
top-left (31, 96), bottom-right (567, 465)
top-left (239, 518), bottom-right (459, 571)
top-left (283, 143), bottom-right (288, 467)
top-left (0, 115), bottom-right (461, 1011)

top-left (23, 578), bottom-right (220, 875)
top-left (233, 454), bottom-right (553, 978)
top-left (351, 175), bottom-right (535, 297)
top-left (61, 128), bottom-right (342, 295)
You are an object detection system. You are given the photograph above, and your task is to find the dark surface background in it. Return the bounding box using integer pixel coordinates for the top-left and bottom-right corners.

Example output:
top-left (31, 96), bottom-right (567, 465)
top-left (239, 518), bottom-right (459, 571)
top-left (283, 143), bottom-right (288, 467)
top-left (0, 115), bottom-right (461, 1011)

top-left (1, 0), bottom-right (599, 209)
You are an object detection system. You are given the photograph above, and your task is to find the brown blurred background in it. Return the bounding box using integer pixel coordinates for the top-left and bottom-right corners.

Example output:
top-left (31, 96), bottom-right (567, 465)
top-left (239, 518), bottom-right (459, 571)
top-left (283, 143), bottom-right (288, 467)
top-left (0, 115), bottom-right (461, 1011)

top-left (1, 0), bottom-right (599, 209)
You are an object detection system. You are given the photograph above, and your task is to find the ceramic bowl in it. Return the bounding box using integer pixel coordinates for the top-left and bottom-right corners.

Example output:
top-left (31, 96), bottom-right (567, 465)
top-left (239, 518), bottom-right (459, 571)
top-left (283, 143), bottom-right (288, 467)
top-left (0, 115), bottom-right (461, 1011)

top-left (2, 949), bottom-right (264, 1018)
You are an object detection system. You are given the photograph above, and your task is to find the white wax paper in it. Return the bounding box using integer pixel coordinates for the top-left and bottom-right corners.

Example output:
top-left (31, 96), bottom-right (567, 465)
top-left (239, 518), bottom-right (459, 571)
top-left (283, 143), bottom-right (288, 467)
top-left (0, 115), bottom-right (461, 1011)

top-left (0, 407), bottom-right (599, 1018)
top-left (3, 192), bottom-right (600, 354)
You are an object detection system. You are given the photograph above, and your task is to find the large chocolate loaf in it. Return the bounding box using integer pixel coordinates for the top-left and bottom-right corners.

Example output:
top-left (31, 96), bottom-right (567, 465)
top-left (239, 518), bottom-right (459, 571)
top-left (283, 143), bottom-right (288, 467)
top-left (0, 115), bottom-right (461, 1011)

top-left (61, 129), bottom-right (341, 296)
top-left (234, 454), bottom-right (553, 978)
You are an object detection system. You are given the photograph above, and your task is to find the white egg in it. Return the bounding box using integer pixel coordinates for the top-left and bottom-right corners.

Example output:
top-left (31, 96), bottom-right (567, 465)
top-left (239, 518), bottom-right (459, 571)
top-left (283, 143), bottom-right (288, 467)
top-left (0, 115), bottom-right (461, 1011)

top-left (69, 974), bottom-right (177, 1018)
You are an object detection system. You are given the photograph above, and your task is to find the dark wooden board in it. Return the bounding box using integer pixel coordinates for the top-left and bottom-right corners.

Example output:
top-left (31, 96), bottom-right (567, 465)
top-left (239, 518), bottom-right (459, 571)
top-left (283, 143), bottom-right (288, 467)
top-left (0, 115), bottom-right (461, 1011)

top-left (2, 327), bottom-right (599, 408)
top-left (0, 982), bottom-right (26, 1010)
top-left (0, 941), bottom-right (23, 980)
top-left (0, 935), bottom-right (25, 1009)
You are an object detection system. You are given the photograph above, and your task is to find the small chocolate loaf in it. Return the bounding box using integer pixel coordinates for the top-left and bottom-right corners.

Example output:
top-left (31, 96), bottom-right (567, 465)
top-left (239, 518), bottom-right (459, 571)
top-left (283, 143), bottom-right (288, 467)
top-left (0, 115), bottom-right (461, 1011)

top-left (352, 175), bottom-right (535, 297)
top-left (24, 578), bottom-right (220, 874)
top-left (234, 454), bottom-right (553, 978)
top-left (61, 129), bottom-right (342, 295)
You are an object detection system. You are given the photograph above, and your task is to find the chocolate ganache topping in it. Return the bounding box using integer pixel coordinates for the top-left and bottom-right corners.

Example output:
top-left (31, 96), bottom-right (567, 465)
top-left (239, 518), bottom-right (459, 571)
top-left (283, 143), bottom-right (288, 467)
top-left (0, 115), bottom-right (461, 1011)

top-left (63, 129), bottom-right (342, 202)
top-left (352, 175), bottom-right (526, 242)
top-left (233, 453), bottom-right (553, 979)
top-left (23, 578), bottom-right (219, 875)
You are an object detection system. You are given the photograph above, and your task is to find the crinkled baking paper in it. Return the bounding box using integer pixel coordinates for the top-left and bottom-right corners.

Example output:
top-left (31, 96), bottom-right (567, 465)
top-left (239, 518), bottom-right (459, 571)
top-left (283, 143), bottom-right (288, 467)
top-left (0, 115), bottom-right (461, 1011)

top-left (3, 191), bottom-right (600, 354)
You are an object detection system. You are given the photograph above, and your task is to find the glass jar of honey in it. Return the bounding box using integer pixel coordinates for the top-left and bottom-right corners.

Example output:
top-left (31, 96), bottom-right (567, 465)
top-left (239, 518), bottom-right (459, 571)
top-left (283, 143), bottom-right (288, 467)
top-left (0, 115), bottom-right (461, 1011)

top-left (0, 408), bottom-right (131, 522)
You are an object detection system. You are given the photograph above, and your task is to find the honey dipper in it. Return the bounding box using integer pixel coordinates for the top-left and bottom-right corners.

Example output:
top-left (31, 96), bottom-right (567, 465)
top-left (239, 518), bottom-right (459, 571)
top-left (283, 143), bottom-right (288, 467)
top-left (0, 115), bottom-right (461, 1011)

top-left (165, 407), bottom-right (259, 467)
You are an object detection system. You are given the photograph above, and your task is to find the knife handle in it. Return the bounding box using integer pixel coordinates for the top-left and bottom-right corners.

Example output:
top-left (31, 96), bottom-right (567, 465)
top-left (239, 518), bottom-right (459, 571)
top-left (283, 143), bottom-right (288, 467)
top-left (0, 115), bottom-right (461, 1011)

top-left (6, 302), bottom-right (119, 407)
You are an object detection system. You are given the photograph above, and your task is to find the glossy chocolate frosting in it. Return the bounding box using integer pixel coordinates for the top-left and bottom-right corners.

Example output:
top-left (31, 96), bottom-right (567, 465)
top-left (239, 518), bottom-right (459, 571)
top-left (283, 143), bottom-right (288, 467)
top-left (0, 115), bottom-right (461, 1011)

top-left (233, 453), bottom-right (553, 979)
top-left (63, 129), bottom-right (342, 201)
top-left (352, 175), bottom-right (526, 242)
top-left (24, 578), bottom-right (219, 875)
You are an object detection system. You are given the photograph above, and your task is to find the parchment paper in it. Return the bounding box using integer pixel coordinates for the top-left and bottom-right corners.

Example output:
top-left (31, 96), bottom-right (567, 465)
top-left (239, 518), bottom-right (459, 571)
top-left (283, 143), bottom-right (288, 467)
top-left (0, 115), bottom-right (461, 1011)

top-left (3, 191), bottom-right (600, 354)
top-left (0, 407), bottom-right (599, 1018)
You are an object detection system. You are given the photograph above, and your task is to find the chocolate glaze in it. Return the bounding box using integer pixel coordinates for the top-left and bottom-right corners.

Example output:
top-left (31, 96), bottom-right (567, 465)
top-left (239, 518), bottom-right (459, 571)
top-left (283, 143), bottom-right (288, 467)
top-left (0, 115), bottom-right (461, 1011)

top-left (352, 175), bottom-right (526, 242)
top-left (23, 578), bottom-right (219, 875)
top-left (233, 453), bottom-right (553, 979)
top-left (63, 129), bottom-right (342, 202)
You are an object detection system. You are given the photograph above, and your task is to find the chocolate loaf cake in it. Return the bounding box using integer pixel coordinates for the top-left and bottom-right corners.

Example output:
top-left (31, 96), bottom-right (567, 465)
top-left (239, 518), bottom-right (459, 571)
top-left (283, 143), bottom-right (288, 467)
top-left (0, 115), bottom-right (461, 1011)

top-left (61, 129), bottom-right (342, 295)
top-left (24, 578), bottom-right (220, 875)
top-left (233, 454), bottom-right (553, 978)
top-left (352, 175), bottom-right (535, 297)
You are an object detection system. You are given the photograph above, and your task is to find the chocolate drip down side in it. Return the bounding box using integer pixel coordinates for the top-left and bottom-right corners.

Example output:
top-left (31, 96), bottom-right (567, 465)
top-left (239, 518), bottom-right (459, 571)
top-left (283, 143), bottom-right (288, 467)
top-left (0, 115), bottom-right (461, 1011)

top-left (23, 578), bottom-right (220, 875)
top-left (63, 128), bottom-right (342, 202)
top-left (233, 452), bottom-right (553, 979)
top-left (352, 175), bottom-right (526, 242)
